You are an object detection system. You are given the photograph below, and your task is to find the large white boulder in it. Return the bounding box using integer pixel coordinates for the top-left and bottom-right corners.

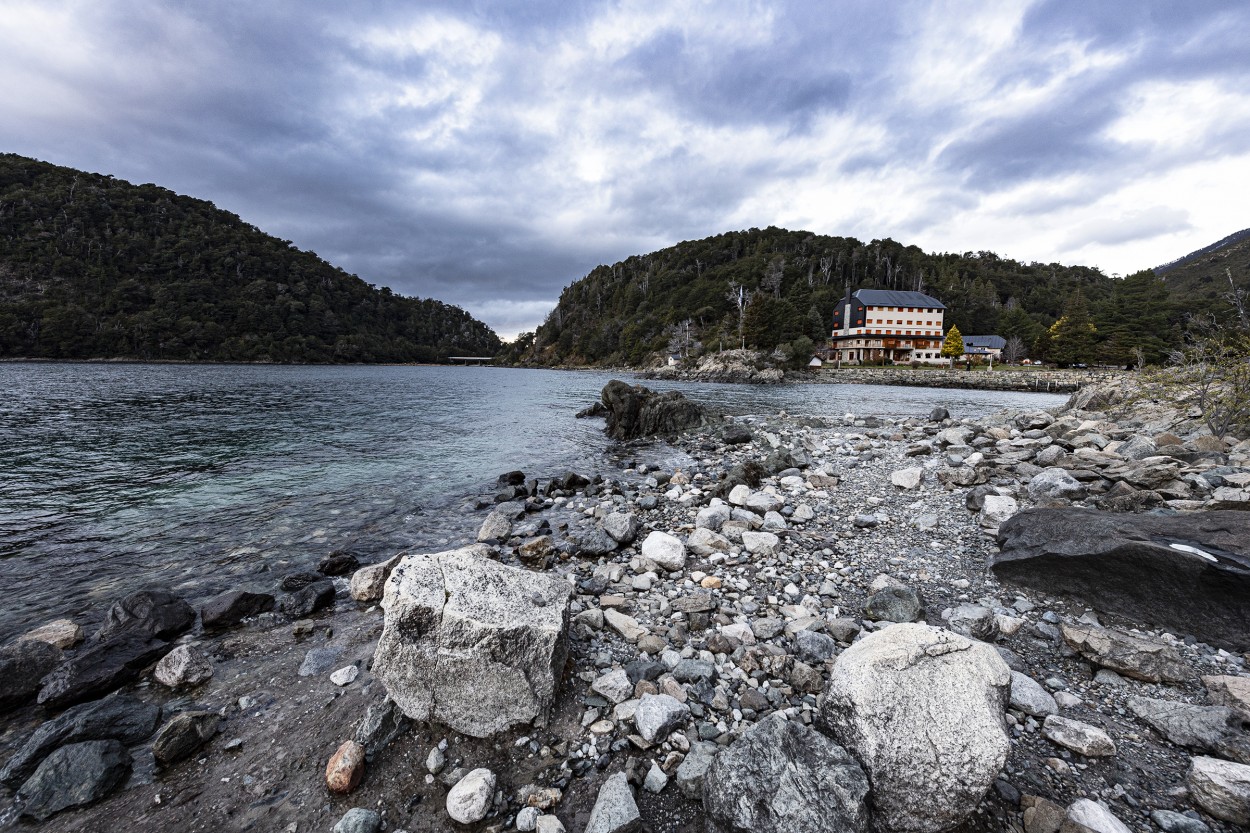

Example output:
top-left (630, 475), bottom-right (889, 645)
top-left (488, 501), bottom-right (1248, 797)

top-left (372, 545), bottom-right (570, 737)
top-left (820, 623), bottom-right (1011, 833)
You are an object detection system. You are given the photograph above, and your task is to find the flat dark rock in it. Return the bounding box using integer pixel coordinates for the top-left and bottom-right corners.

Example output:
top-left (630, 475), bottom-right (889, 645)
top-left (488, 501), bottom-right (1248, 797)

top-left (1, 693), bottom-right (160, 788)
top-left (278, 580), bottom-right (336, 617)
top-left (37, 632), bottom-right (173, 711)
top-left (993, 509), bottom-right (1250, 651)
top-left (95, 588), bottom-right (195, 642)
top-left (201, 589), bottom-right (276, 630)
top-left (318, 551), bottom-right (360, 576)
top-left (17, 740), bottom-right (131, 821)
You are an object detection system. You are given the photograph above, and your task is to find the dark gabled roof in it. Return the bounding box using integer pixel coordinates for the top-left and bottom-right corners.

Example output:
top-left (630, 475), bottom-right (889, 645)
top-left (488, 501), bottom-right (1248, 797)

top-left (963, 335), bottom-right (1006, 348)
top-left (851, 289), bottom-right (945, 309)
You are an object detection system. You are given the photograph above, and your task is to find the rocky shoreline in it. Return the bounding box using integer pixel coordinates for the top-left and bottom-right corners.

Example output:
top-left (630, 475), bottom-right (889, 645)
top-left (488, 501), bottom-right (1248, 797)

top-left (643, 362), bottom-right (1106, 393)
top-left (2, 375), bottom-right (1249, 832)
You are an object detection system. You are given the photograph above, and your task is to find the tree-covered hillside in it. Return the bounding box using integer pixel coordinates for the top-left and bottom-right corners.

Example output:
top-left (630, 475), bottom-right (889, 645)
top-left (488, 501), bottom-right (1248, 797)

top-left (512, 227), bottom-right (1131, 367)
top-left (0, 154), bottom-right (500, 362)
top-left (510, 226), bottom-right (1250, 369)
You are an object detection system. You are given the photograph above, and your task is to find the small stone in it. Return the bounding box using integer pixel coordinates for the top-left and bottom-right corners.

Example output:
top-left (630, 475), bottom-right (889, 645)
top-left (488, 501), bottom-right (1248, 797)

top-left (446, 768), bottom-right (496, 824)
top-left (330, 665), bottom-right (360, 686)
top-left (19, 619), bottom-right (84, 649)
top-left (1042, 715), bottom-right (1116, 757)
top-left (153, 645), bottom-right (213, 689)
top-left (592, 669), bottom-right (634, 705)
top-left (634, 694), bottom-right (689, 743)
top-left (1061, 798), bottom-right (1130, 833)
top-left (535, 815), bottom-right (566, 833)
top-left (333, 807), bottom-right (382, 833)
top-left (326, 740), bottom-right (366, 794)
top-left (643, 761), bottom-right (668, 793)
top-left (426, 746), bottom-right (446, 774)
top-left (152, 711), bottom-right (220, 766)
top-left (517, 806), bottom-right (541, 832)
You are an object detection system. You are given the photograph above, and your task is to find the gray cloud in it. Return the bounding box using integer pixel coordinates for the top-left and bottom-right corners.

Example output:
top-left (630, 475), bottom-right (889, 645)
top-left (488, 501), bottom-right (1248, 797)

top-left (2, 0), bottom-right (1249, 338)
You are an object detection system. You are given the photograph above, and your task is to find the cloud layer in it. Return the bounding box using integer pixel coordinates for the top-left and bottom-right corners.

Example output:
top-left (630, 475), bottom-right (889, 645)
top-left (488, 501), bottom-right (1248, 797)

top-left (3, 0), bottom-right (1249, 338)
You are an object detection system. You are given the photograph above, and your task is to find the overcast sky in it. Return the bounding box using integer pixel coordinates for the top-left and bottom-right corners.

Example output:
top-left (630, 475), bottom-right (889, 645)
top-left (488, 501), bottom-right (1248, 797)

top-left (3, 1), bottom-right (1249, 339)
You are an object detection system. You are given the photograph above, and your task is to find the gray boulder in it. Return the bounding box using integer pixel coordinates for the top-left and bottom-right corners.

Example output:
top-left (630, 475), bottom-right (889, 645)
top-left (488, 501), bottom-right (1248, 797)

top-left (585, 771), bottom-right (641, 833)
top-left (599, 380), bottom-right (710, 440)
top-left (17, 740), bottom-right (131, 821)
top-left (994, 508), bottom-right (1250, 651)
top-left (821, 624), bottom-right (1011, 833)
top-left (1042, 715), bottom-right (1116, 756)
top-left (278, 579), bottom-right (336, 617)
top-left (1009, 671), bottom-right (1058, 718)
top-left (373, 545), bottom-right (570, 737)
top-left (602, 512), bottom-right (641, 545)
top-left (349, 555), bottom-right (403, 602)
top-left (675, 742), bottom-right (718, 799)
top-left (1, 694), bottom-right (159, 788)
top-left (0, 639), bottom-right (62, 712)
top-left (476, 510), bottom-right (512, 542)
top-left (702, 714), bottom-right (869, 833)
top-left (354, 697), bottom-right (410, 755)
top-left (334, 808), bottom-right (382, 833)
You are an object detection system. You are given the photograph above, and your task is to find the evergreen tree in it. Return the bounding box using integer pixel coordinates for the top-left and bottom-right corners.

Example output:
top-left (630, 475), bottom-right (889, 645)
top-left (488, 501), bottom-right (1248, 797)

top-left (1048, 289), bottom-right (1098, 366)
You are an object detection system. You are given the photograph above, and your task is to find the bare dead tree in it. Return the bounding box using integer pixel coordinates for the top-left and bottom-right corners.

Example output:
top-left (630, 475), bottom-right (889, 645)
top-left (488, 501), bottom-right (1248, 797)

top-left (1003, 336), bottom-right (1027, 364)
top-left (727, 281), bottom-right (748, 348)
top-left (1226, 268), bottom-right (1250, 332)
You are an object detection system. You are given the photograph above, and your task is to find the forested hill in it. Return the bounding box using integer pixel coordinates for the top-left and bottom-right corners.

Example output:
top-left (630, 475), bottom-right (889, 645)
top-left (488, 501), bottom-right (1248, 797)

top-left (1152, 227), bottom-right (1250, 313)
top-left (511, 227), bottom-right (1133, 367)
top-left (0, 154), bottom-right (500, 363)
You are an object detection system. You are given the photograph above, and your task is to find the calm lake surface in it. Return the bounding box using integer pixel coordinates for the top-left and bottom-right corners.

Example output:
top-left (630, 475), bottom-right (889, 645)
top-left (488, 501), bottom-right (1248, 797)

top-left (0, 363), bottom-right (1066, 642)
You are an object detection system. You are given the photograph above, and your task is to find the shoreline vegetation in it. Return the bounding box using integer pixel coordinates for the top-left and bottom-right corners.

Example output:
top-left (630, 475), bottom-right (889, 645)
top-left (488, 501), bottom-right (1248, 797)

top-left (2, 373), bottom-right (1249, 831)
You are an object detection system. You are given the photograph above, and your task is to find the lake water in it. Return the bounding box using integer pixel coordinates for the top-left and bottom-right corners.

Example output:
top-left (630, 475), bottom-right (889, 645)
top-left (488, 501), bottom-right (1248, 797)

top-left (0, 363), bottom-right (1066, 642)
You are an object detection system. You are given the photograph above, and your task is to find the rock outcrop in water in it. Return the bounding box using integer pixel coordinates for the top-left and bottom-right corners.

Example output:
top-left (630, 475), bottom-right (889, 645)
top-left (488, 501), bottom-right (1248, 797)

top-left (596, 379), bottom-right (711, 440)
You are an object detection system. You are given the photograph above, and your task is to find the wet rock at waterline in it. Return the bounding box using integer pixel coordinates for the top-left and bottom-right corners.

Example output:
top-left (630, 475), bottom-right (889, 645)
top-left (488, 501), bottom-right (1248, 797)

top-left (200, 589), bottom-right (275, 630)
top-left (372, 544), bottom-right (571, 737)
top-left (37, 631), bottom-right (173, 710)
top-left (95, 588), bottom-right (196, 642)
top-left (1, 693), bottom-right (159, 788)
top-left (17, 740), bottom-right (131, 821)
top-left (0, 639), bottom-right (63, 712)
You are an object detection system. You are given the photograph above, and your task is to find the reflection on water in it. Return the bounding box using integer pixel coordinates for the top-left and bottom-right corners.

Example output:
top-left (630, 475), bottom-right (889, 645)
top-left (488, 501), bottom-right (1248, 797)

top-left (0, 363), bottom-right (1065, 641)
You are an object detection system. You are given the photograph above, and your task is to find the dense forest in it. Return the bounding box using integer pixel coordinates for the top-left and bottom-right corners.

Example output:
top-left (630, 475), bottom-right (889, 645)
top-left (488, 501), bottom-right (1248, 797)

top-left (507, 226), bottom-right (1250, 368)
top-left (0, 154), bottom-right (500, 363)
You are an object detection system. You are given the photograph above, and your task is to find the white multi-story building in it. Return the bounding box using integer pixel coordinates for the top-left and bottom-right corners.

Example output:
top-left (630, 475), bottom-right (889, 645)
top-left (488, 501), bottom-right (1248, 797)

top-left (830, 288), bottom-right (947, 365)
